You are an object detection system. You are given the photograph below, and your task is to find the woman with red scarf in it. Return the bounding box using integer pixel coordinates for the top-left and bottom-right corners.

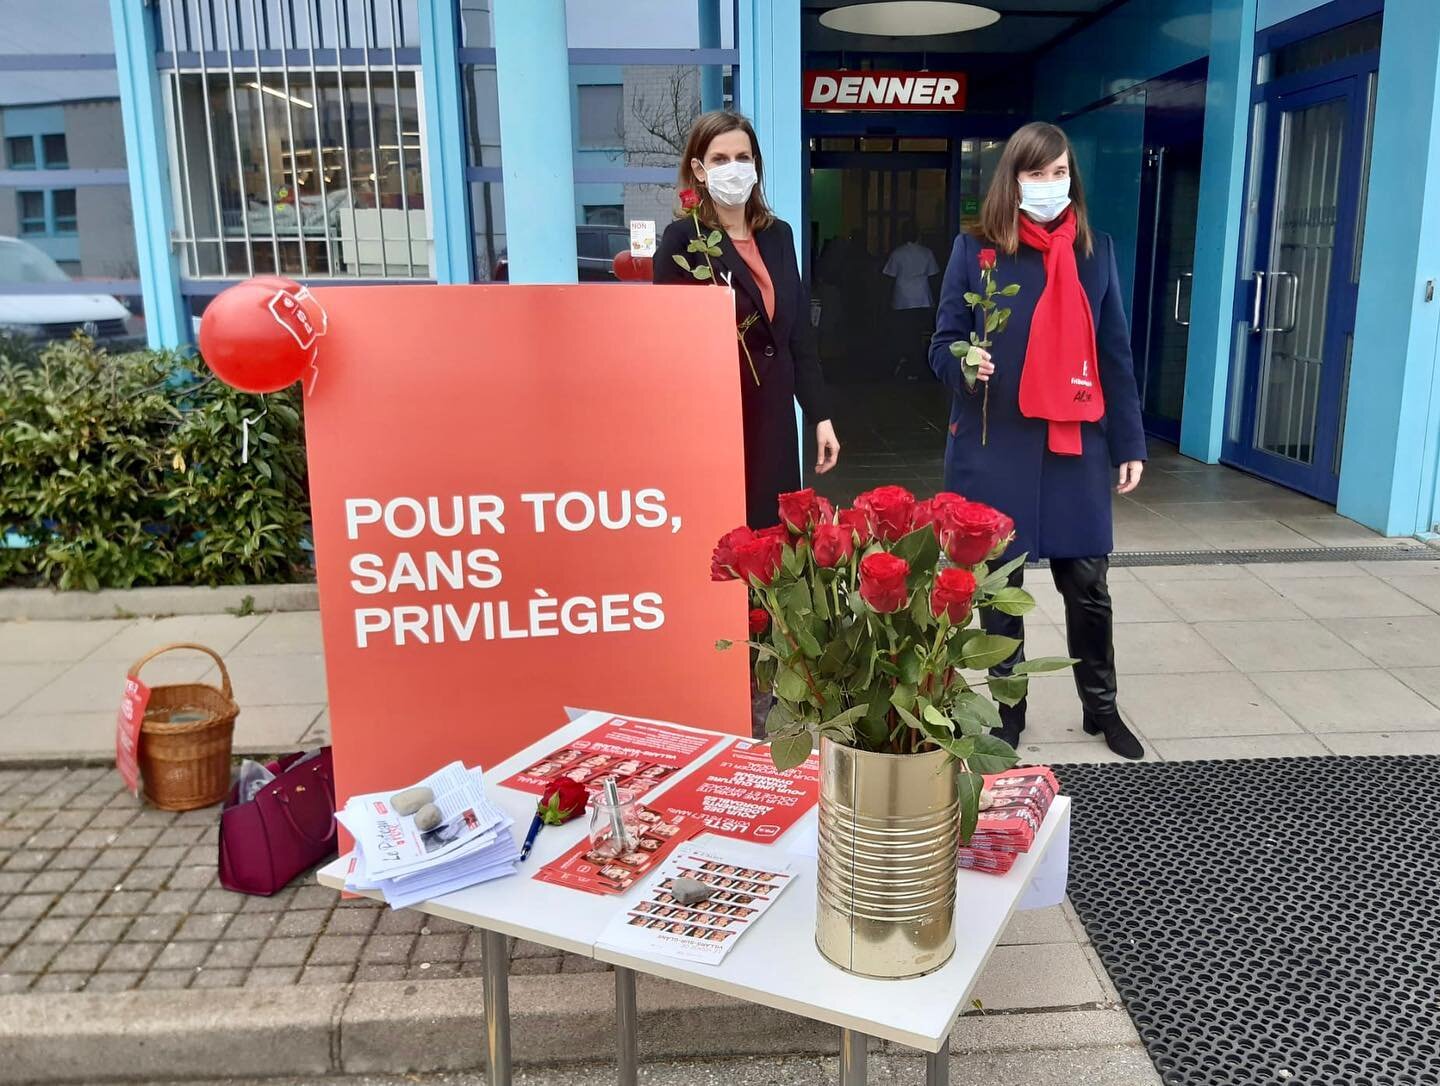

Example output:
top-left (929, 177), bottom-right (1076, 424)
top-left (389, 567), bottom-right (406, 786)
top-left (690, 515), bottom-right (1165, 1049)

top-left (929, 122), bottom-right (1146, 760)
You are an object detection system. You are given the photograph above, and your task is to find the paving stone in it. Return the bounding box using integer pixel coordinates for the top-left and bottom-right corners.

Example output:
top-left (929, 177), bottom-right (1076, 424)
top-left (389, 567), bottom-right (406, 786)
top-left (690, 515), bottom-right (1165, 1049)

top-left (46, 809), bottom-right (97, 829)
top-left (135, 845), bottom-right (188, 868)
top-left (156, 826), bottom-right (209, 847)
top-left (255, 937), bottom-right (313, 967)
top-left (74, 916), bottom-right (130, 942)
top-left (373, 908), bottom-right (426, 935)
top-left (419, 915), bottom-right (470, 935)
top-left (560, 956), bottom-right (613, 973)
top-left (155, 941), bottom-right (211, 970)
top-left (413, 933), bottom-right (465, 963)
top-left (299, 964), bottom-right (354, 985)
top-left (166, 865), bottom-right (218, 889)
top-left (510, 956), bottom-right (562, 976)
top-left (462, 932), bottom-right (487, 961)
top-left (190, 967), bottom-right (247, 988)
top-left (0, 831), bottom-right (30, 851)
top-left (360, 934), bottom-right (413, 964)
top-left (91, 846), bottom-right (145, 871)
top-left (245, 966), bottom-right (301, 988)
top-left (71, 828), bottom-right (121, 849)
top-left (26, 827), bottom-right (77, 850)
top-left (32, 973), bottom-right (87, 993)
top-left (147, 889), bottom-right (200, 914)
top-left (2, 850), bottom-right (54, 873)
top-left (101, 941), bottom-right (161, 972)
top-left (46, 847), bottom-right (101, 871)
top-left (113, 866), bottom-right (172, 892)
top-left (0, 974), bottom-right (35, 993)
top-left (84, 971), bottom-right (141, 992)
top-left (139, 969), bottom-right (194, 990)
top-left (0, 895), bottom-right (54, 920)
top-left (206, 941), bottom-right (259, 969)
top-left (4, 810), bottom-right (52, 830)
top-left (241, 887), bottom-right (297, 912)
top-left (512, 939), bottom-right (558, 959)
top-left (24, 869), bottom-right (81, 894)
top-left (27, 916), bottom-right (84, 943)
top-left (71, 868), bottom-right (124, 892)
top-left (0, 919), bottom-right (33, 946)
top-left (324, 907), bottom-right (377, 936)
top-left (222, 913), bottom-right (278, 941)
top-left (48, 942), bottom-right (108, 972)
top-left (291, 885), bottom-right (339, 911)
top-left (0, 871), bottom-right (29, 894)
top-left (96, 890), bottom-right (154, 916)
top-left (175, 913), bottom-right (232, 941)
top-left (309, 934), bottom-right (365, 966)
top-left (458, 959), bottom-right (488, 978)
top-left (122, 914), bottom-right (181, 942)
top-left (2, 943), bottom-right (57, 974)
top-left (407, 961), bottom-right (461, 979)
top-left (355, 963), bottom-right (406, 982)
top-left (274, 910), bottom-right (328, 938)
top-left (118, 826), bottom-right (165, 847)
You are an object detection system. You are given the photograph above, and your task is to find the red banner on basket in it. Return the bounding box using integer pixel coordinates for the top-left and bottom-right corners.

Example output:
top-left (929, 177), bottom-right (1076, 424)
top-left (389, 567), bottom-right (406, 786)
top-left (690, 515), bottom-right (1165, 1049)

top-left (655, 739), bottom-right (818, 843)
top-left (115, 676), bottom-right (150, 797)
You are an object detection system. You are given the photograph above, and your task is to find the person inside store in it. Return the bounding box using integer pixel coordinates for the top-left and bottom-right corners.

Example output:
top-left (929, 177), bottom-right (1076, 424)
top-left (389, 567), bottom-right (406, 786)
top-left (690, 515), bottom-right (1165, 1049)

top-left (654, 110), bottom-right (841, 530)
top-left (929, 121), bottom-right (1147, 760)
top-left (882, 228), bottom-right (941, 379)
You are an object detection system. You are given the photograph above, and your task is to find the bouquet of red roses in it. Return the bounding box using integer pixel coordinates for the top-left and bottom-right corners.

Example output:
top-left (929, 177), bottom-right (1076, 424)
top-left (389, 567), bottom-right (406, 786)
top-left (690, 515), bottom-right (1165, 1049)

top-left (712, 485), bottom-right (1072, 841)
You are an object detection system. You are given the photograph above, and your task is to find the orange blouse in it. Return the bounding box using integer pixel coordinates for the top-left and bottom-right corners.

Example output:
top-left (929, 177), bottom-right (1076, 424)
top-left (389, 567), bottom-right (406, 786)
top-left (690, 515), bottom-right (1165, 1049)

top-left (729, 235), bottom-right (775, 321)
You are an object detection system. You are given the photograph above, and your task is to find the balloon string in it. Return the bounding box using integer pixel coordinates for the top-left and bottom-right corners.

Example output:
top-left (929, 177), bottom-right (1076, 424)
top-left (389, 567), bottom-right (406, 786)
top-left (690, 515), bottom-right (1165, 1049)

top-left (241, 396), bottom-right (269, 465)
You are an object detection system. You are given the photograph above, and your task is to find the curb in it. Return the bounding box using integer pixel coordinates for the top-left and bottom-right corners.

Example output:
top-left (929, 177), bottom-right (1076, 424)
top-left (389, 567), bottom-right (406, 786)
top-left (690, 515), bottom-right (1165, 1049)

top-left (0, 975), bottom-right (1135, 1083)
top-left (0, 584), bottom-right (318, 622)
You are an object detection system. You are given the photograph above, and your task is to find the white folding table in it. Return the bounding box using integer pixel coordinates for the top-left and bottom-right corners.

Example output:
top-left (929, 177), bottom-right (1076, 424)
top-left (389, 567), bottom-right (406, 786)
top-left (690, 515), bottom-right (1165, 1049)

top-left (318, 712), bottom-right (1071, 1085)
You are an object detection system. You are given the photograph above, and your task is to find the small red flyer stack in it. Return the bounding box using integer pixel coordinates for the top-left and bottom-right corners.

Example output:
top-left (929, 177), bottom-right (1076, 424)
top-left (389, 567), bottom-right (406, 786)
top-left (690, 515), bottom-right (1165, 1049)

top-left (957, 766), bottom-right (1060, 877)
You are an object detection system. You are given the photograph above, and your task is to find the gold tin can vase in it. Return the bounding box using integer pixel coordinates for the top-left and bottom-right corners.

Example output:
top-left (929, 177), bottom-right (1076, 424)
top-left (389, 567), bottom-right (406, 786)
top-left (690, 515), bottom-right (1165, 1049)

top-left (815, 737), bottom-right (960, 978)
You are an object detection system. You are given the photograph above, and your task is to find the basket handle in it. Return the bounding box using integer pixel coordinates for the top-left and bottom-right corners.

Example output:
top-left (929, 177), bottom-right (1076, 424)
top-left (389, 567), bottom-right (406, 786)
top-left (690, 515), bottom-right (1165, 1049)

top-left (128, 642), bottom-right (233, 701)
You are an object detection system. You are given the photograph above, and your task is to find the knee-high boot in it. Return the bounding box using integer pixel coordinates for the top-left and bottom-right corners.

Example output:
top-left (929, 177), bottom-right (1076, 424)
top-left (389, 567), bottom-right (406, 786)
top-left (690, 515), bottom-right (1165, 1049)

top-left (1050, 557), bottom-right (1144, 760)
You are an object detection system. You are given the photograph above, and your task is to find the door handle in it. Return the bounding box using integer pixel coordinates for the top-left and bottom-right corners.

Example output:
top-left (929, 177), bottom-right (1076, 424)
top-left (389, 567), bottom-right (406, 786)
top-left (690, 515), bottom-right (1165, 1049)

top-left (1266, 271), bottom-right (1299, 334)
top-left (1250, 271), bottom-right (1265, 334)
top-left (1173, 272), bottom-right (1193, 327)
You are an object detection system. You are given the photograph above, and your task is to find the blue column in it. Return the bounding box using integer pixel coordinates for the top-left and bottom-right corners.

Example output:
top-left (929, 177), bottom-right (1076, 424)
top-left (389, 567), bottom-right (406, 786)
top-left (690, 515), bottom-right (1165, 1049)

top-left (1178, 0), bottom-right (1257, 463)
top-left (109, 0), bottom-right (187, 349)
top-left (699, 0), bottom-right (723, 112)
top-left (1337, 0), bottom-right (1440, 537)
top-left (492, 0), bottom-right (576, 283)
top-left (418, 0), bottom-right (474, 284)
top-left (737, 0), bottom-right (802, 262)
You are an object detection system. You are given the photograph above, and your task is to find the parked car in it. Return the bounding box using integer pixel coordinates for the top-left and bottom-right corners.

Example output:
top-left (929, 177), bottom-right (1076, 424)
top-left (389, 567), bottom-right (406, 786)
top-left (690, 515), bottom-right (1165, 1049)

top-left (0, 236), bottom-right (138, 346)
top-left (491, 224), bottom-right (635, 283)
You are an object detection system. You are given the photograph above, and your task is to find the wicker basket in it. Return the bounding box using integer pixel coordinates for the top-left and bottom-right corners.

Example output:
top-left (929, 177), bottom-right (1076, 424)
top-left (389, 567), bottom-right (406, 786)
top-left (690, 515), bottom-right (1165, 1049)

top-left (131, 642), bottom-right (239, 811)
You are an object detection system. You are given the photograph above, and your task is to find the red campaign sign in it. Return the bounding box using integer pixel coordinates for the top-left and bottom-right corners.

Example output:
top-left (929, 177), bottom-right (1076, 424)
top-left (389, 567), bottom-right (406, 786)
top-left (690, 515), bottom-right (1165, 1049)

top-left (803, 70), bottom-right (967, 111)
top-left (115, 676), bottom-right (150, 797)
top-left (533, 805), bottom-right (703, 896)
top-left (501, 717), bottom-right (726, 802)
top-left (655, 739), bottom-right (819, 843)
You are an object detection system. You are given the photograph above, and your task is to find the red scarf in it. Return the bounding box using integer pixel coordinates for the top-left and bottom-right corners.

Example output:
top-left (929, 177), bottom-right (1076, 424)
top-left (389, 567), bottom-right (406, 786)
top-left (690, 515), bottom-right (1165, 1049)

top-left (1017, 208), bottom-right (1104, 456)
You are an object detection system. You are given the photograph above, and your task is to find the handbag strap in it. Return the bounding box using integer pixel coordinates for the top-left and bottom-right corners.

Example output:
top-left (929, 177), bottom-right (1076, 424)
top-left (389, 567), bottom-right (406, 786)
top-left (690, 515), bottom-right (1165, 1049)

top-left (128, 641), bottom-right (234, 701)
top-left (275, 764), bottom-right (338, 847)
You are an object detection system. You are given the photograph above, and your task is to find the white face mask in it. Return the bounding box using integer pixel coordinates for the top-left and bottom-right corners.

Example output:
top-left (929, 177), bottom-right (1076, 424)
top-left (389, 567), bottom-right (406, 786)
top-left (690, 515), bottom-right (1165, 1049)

top-left (702, 161), bottom-right (758, 208)
top-left (1019, 177), bottom-right (1072, 223)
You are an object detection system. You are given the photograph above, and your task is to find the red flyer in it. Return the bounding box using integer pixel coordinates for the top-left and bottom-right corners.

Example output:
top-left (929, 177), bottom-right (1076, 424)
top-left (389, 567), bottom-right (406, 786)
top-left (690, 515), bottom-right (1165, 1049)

top-left (115, 676), bottom-right (150, 797)
top-left (532, 805), bottom-right (703, 896)
top-left (502, 716), bottom-right (726, 802)
top-left (655, 739), bottom-right (819, 843)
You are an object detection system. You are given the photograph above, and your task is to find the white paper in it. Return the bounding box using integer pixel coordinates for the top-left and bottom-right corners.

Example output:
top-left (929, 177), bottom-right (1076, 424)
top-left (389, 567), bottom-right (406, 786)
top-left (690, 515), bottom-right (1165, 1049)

top-left (630, 219), bottom-right (656, 257)
top-left (1018, 812), bottom-right (1069, 910)
top-left (597, 839), bottom-right (796, 965)
top-left (344, 763), bottom-right (506, 879)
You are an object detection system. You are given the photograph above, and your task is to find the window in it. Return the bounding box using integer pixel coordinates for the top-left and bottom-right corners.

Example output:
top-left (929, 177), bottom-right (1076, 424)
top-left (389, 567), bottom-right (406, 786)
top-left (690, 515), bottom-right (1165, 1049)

top-left (6, 136), bottom-right (36, 169)
top-left (41, 134), bottom-right (68, 168)
top-left (1271, 14), bottom-right (1383, 79)
top-left (584, 204), bottom-right (624, 226)
top-left (577, 85), bottom-right (624, 149)
top-left (18, 192), bottom-right (46, 234)
top-left (52, 190), bottom-right (77, 233)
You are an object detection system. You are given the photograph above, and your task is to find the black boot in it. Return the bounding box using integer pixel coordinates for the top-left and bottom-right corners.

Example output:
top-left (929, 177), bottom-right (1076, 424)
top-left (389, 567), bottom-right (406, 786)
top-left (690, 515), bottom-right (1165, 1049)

top-left (995, 700), bottom-right (1026, 751)
top-left (1051, 557), bottom-right (1144, 761)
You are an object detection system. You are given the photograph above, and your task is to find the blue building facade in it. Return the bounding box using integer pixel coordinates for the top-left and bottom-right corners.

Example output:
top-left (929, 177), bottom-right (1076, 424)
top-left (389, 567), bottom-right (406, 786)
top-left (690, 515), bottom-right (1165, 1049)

top-left (2, 0), bottom-right (1438, 539)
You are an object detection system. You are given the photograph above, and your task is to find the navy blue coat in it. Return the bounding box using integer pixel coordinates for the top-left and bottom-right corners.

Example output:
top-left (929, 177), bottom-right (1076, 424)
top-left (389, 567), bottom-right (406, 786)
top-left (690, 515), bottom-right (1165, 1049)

top-left (928, 230), bottom-right (1147, 561)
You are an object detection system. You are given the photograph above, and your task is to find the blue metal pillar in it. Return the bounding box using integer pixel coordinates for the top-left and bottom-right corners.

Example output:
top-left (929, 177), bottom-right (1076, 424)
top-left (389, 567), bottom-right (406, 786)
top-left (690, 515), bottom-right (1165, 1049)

top-left (1178, 0), bottom-right (1257, 463)
top-left (699, 0), bottom-right (724, 112)
top-left (418, 0), bottom-right (474, 283)
top-left (109, 0), bottom-right (187, 349)
top-left (1337, 0), bottom-right (1440, 537)
top-left (492, 0), bottom-right (577, 283)
top-left (737, 0), bottom-right (802, 261)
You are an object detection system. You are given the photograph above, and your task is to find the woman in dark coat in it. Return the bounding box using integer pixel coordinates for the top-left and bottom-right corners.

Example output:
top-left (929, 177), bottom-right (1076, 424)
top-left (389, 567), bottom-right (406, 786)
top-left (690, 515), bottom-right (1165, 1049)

top-left (653, 110), bottom-right (839, 530)
top-left (929, 122), bottom-right (1147, 759)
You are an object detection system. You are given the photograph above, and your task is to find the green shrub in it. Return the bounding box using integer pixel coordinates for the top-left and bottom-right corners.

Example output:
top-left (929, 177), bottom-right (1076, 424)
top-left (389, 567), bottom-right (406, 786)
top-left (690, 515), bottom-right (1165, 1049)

top-left (0, 335), bottom-right (311, 590)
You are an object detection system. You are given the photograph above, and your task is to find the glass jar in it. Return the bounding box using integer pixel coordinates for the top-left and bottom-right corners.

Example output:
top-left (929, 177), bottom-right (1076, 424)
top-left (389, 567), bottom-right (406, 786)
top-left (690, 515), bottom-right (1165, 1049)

top-left (587, 783), bottom-right (642, 859)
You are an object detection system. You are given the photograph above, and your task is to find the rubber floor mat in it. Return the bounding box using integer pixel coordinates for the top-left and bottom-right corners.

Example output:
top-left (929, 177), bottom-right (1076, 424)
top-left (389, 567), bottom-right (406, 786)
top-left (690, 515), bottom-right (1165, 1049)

top-left (1056, 756), bottom-right (1440, 1086)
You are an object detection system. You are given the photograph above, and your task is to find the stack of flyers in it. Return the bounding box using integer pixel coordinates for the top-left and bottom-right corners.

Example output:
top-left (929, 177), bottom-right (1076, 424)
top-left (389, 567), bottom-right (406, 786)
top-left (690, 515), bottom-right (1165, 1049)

top-left (533, 804), bottom-right (703, 895)
top-left (957, 767), bottom-right (1061, 877)
top-left (597, 842), bottom-right (796, 965)
top-left (336, 761), bottom-right (519, 908)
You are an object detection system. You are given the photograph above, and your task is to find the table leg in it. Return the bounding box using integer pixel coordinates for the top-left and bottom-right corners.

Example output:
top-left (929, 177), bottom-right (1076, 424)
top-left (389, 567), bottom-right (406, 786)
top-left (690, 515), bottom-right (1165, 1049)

top-left (926, 1034), bottom-right (951, 1086)
top-left (838, 1029), bottom-right (869, 1086)
top-left (482, 930), bottom-right (511, 1086)
top-left (615, 966), bottom-right (639, 1086)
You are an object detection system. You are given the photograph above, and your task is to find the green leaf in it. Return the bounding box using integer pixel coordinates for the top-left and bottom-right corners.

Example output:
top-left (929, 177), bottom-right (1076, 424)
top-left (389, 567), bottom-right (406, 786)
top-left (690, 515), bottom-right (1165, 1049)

top-left (963, 291), bottom-right (983, 306)
top-left (979, 555), bottom-right (1027, 593)
top-left (958, 772), bottom-right (984, 844)
top-left (819, 703), bottom-right (868, 739)
top-left (794, 621), bottom-right (823, 660)
top-left (889, 683), bottom-right (918, 715)
top-left (775, 667), bottom-right (809, 703)
top-left (984, 586), bottom-right (1034, 616)
top-left (764, 701), bottom-right (793, 737)
top-left (909, 588), bottom-right (933, 630)
top-left (899, 650), bottom-right (923, 686)
top-left (958, 633), bottom-right (1022, 671)
top-left (1014, 656), bottom-right (1077, 675)
top-left (1000, 282), bottom-right (1021, 296)
top-left (968, 734), bottom-right (1021, 776)
top-left (686, 239), bottom-right (706, 253)
top-left (781, 546), bottom-right (806, 582)
top-left (770, 732), bottom-right (814, 772)
top-left (954, 689), bottom-right (1002, 731)
top-left (948, 339), bottom-right (969, 360)
top-left (715, 639), bottom-right (733, 651)
top-left (707, 229), bottom-right (722, 248)
top-left (705, 246), bottom-right (723, 257)
top-left (813, 578), bottom-right (831, 621)
top-left (672, 254), bottom-right (691, 270)
top-left (985, 311), bottom-right (1001, 334)
top-left (745, 639), bottom-right (783, 661)
top-left (986, 674), bottom-right (1029, 707)
top-left (693, 265), bottom-right (714, 281)
top-left (893, 524), bottom-right (940, 579)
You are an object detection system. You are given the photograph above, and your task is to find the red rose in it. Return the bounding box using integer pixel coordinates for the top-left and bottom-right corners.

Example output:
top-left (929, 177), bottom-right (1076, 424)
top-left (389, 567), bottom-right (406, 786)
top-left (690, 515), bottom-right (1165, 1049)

top-left (859, 552), bottom-right (910, 614)
top-left (778, 488), bottom-right (821, 533)
top-left (930, 567), bottom-right (977, 625)
top-left (732, 533), bottom-right (785, 586)
top-left (979, 248), bottom-right (997, 271)
top-left (910, 498), bottom-right (936, 531)
top-left (937, 501), bottom-right (1014, 566)
top-left (812, 523), bottom-right (855, 568)
top-left (817, 496), bottom-right (835, 524)
top-left (748, 608), bottom-right (770, 635)
top-left (837, 508), bottom-right (871, 547)
top-left (679, 188), bottom-right (702, 211)
top-left (854, 485), bottom-right (916, 543)
top-left (538, 777), bottom-right (587, 826)
top-left (711, 526), bottom-right (754, 581)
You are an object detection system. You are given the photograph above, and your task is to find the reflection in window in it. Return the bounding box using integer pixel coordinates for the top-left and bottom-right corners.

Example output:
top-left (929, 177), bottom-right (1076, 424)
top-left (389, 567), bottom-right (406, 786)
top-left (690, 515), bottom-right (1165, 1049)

top-left (18, 192), bottom-right (46, 235)
top-left (6, 137), bottom-right (36, 169)
top-left (166, 68), bottom-right (429, 278)
top-left (158, 0), bottom-right (420, 51)
top-left (42, 134), bottom-right (68, 169)
top-left (578, 85), bottom-right (624, 149)
top-left (52, 190), bottom-right (77, 234)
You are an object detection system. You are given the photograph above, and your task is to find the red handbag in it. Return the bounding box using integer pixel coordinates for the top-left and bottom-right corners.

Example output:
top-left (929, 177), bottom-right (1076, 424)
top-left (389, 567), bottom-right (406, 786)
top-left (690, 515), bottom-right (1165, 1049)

top-left (218, 748), bottom-right (338, 896)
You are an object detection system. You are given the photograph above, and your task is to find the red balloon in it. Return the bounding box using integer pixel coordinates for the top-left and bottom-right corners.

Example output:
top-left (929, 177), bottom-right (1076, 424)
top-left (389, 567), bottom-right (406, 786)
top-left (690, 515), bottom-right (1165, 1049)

top-left (612, 251), bottom-right (653, 282)
top-left (198, 277), bottom-right (328, 393)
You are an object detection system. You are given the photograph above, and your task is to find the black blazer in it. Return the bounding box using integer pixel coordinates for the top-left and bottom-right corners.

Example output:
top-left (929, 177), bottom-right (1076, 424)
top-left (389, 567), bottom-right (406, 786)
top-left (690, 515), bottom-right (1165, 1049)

top-left (654, 215), bottom-right (831, 528)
